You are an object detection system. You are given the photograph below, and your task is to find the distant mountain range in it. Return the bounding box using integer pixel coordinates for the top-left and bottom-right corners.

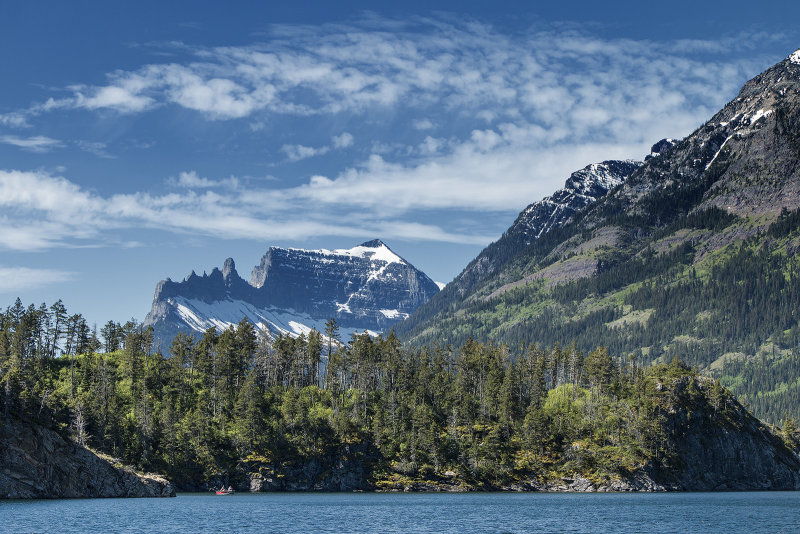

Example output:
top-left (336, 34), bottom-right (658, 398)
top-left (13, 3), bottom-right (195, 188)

top-left (143, 239), bottom-right (439, 345)
top-left (395, 49), bottom-right (800, 423)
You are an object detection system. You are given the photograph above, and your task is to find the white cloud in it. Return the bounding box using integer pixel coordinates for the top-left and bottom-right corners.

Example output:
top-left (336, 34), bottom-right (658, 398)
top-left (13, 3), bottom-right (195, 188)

top-left (0, 169), bottom-right (492, 251)
top-left (76, 84), bottom-right (154, 112)
top-left (281, 143), bottom-right (330, 162)
top-left (282, 133), bottom-right (353, 162)
top-left (75, 140), bottom-right (113, 158)
top-left (0, 112), bottom-right (30, 128)
top-left (0, 266), bottom-right (75, 292)
top-left (413, 118), bottom-right (435, 130)
top-left (168, 170), bottom-right (239, 189)
top-left (4, 20), bottom-right (774, 128)
top-left (332, 132), bottom-right (354, 148)
top-left (0, 135), bottom-right (64, 153)
top-left (417, 136), bottom-right (445, 155)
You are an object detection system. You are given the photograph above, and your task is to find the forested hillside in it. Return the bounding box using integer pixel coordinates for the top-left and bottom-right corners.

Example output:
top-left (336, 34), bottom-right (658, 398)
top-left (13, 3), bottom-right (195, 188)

top-left (395, 51), bottom-right (800, 424)
top-left (2, 300), bottom-right (799, 491)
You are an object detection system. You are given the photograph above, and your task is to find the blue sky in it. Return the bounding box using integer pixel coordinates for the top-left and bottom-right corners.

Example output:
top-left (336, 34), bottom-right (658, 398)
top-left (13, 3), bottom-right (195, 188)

top-left (2, 0), bottom-right (799, 329)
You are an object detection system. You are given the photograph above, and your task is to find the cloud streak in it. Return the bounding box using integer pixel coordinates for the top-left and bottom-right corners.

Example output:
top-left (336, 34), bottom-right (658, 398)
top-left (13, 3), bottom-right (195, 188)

top-left (0, 169), bottom-right (495, 251)
top-left (0, 265), bottom-right (75, 292)
top-left (2, 20), bottom-right (772, 128)
top-left (0, 135), bottom-right (64, 153)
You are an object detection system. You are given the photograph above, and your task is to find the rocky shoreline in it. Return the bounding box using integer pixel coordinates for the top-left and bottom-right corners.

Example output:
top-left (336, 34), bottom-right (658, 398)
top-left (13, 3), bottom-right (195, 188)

top-left (0, 415), bottom-right (175, 499)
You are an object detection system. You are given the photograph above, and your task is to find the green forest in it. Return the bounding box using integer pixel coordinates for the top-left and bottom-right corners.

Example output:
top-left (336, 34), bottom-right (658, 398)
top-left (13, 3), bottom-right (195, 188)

top-left (396, 208), bottom-right (800, 424)
top-left (2, 299), bottom-right (797, 490)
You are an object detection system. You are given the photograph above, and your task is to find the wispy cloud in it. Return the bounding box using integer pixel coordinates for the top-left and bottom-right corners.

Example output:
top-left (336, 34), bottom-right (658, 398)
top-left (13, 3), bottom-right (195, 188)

top-left (0, 18), bottom-right (791, 251)
top-left (0, 265), bottom-right (75, 292)
top-left (167, 170), bottom-right (239, 189)
top-left (283, 132), bottom-right (355, 161)
top-left (0, 135), bottom-right (64, 153)
top-left (76, 140), bottom-right (114, 158)
top-left (332, 132), bottom-right (354, 149)
top-left (0, 169), bottom-right (494, 250)
top-left (413, 119), bottom-right (435, 131)
top-left (0, 112), bottom-right (30, 128)
top-left (2, 20), bottom-right (776, 126)
top-left (282, 143), bottom-right (330, 162)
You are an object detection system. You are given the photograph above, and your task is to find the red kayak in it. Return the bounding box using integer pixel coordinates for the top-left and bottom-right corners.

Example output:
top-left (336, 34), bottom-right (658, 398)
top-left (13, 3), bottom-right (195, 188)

top-left (215, 489), bottom-right (234, 495)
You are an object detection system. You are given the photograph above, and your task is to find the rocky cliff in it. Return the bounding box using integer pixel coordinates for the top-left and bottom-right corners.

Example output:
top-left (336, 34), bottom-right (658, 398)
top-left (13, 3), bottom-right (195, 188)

top-left (0, 415), bottom-right (175, 499)
top-left (648, 375), bottom-right (800, 491)
top-left (144, 239), bottom-right (439, 346)
top-left (546, 375), bottom-right (800, 492)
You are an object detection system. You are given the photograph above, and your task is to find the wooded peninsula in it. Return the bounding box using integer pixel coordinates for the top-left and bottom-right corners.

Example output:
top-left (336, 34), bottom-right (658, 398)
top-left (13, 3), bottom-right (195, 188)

top-left (2, 299), bottom-right (799, 492)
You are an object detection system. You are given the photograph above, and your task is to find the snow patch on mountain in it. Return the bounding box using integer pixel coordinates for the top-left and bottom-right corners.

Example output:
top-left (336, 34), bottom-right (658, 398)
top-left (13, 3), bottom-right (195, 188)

top-left (748, 108), bottom-right (773, 124)
top-left (705, 135), bottom-right (734, 170)
top-left (515, 159), bottom-right (643, 242)
top-left (172, 296), bottom-right (376, 339)
top-left (789, 49), bottom-right (800, 65)
top-left (299, 240), bottom-right (403, 265)
top-left (379, 309), bottom-right (405, 319)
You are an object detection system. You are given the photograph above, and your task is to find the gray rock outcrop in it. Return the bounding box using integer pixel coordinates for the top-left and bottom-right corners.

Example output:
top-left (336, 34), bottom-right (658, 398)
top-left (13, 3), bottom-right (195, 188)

top-left (0, 415), bottom-right (175, 499)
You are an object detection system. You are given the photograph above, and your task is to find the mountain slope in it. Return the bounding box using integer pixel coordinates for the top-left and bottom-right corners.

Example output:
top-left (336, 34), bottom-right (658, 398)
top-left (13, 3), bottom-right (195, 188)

top-left (144, 240), bottom-right (439, 345)
top-left (395, 49), bottom-right (800, 423)
top-left (402, 157), bottom-right (649, 335)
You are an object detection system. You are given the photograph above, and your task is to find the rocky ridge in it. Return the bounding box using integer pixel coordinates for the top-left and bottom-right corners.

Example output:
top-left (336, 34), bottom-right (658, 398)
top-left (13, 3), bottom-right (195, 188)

top-left (1, 414), bottom-right (175, 499)
top-left (394, 148), bottom-right (670, 337)
top-left (373, 374), bottom-right (800, 493)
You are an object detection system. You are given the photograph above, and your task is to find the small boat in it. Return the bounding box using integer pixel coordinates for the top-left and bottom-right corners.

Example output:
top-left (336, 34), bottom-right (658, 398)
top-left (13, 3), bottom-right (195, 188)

top-left (215, 488), bottom-right (235, 495)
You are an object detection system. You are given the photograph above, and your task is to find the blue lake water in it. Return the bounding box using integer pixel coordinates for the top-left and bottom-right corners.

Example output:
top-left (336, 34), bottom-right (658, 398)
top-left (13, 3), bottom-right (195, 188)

top-left (1, 491), bottom-right (799, 533)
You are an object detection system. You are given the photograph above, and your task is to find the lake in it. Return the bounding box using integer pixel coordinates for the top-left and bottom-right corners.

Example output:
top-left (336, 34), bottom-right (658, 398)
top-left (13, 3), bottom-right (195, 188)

top-left (1, 491), bottom-right (799, 533)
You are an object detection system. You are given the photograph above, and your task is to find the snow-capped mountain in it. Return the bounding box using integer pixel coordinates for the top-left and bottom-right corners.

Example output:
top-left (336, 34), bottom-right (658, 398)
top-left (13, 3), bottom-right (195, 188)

top-left (511, 140), bottom-right (676, 246)
top-left (143, 239), bottom-right (440, 346)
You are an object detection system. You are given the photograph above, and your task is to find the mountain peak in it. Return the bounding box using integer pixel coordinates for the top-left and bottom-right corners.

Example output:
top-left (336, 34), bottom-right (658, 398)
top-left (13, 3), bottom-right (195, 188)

top-left (359, 239), bottom-right (386, 248)
top-left (648, 138), bottom-right (677, 157)
top-left (345, 240), bottom-right (403, 264)
top-left (222, 257), bottom-right (236, 279)
top-left (520, 159), bottom-right (642, 241)
top-left (788, 49), bottom-right (800, 65)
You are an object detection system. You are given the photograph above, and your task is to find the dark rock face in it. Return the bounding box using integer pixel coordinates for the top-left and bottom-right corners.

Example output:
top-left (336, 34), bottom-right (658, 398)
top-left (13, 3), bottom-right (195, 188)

top-left (143, 240), bottom-right (439, 345)
top-left (645, 138), bottom-right (677, 160)
top-left (0, 415), bottom-right (175, 499)
top-left (610, 50), bottom-right (800, 220)
top-left (202, 443), bottom-right (377, 493)
top-left (455, 159), bottom-right (642, 295)
top-left (657, 376), bottom-right (800, 491)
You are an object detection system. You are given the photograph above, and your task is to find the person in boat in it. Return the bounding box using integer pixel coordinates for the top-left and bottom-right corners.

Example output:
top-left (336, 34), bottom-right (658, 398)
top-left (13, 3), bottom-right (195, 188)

top-left (227, 485), bottom-right (233, 492)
